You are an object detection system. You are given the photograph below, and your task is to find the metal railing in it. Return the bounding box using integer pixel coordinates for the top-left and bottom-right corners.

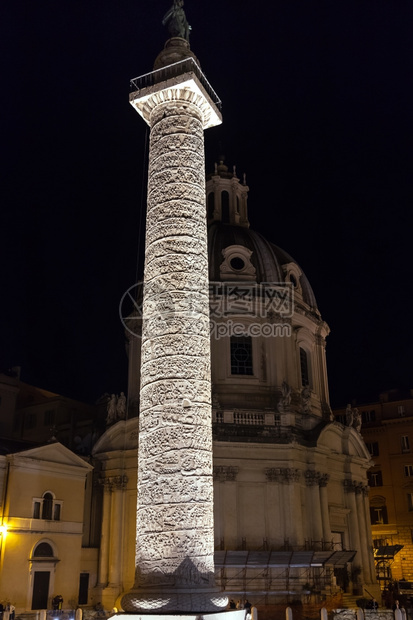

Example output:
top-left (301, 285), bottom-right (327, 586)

top-left (130, 57), bottom-right (222, 109)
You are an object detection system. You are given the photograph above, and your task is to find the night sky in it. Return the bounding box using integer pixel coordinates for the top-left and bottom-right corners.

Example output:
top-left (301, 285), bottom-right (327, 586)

top-left (2, 1), bottom-right (413, 408)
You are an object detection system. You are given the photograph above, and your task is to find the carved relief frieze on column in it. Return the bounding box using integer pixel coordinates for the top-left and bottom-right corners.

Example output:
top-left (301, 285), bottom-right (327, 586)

top-left (265, 468), bottom-right (300, 483)
top-left (213, 466), bottom-right (239, 482)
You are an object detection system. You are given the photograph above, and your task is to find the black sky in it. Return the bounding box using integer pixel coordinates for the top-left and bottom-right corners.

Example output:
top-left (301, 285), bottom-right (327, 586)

top-left (2, 0), bottom-right (413, 408)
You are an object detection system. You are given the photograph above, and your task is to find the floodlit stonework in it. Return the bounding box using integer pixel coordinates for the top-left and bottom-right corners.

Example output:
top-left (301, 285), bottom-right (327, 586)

top-left (121, 38), bottom-right (225, 614)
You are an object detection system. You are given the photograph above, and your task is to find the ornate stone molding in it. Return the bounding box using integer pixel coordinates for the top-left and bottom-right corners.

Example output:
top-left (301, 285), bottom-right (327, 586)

top-left (213, 466), bottom-right (239, 482)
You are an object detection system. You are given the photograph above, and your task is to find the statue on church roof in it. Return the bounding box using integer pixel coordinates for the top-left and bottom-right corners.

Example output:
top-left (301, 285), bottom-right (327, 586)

top-left (162, 0), bottom-right (191, 41)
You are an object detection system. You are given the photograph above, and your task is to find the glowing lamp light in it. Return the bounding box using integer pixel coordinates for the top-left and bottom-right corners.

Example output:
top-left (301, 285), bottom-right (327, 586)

top-left (0, 524), bottom-right (8, 535)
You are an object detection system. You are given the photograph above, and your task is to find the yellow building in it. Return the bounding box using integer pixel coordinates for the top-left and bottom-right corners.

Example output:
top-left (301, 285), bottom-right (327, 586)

top-left (334, 389), bottom-right (413, 587)
top-left (0, 443), bottom-right (94, 612)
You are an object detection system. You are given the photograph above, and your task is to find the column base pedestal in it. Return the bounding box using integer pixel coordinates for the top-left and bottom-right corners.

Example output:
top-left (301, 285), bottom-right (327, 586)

top-left (121, 588), bottom-right (228, 615)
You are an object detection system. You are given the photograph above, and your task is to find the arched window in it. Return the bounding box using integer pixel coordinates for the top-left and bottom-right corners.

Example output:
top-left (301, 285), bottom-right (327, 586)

top-left (299, 347), bottom-right (310, 386)
top-left (33, 492), bottom-right (62, 521)
top-left (221, 191), bottom-right (230, 223)
top-left (33, 542), bottom-right (54, 557)
top-left (42, 493), bottom-right (53, 520)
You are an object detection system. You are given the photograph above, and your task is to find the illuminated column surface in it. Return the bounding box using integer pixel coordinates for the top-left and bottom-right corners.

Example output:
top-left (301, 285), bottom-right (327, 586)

top-left (121, 39), bottom-right (225, 614)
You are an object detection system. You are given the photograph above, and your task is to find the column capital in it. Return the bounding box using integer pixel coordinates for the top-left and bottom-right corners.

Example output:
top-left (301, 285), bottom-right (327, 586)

top-left (99, 474), bottom-right (128, 492)
top-left (213, 466), bottom-right (239, 482)
top-left (319, 473), bottom-right (330, 487)
top-left (343, 479), bottom-right (362, 493)
top-left (305, 470), bottom-right (320, 487)
top-left (266, 467), bottom-right (300, 484)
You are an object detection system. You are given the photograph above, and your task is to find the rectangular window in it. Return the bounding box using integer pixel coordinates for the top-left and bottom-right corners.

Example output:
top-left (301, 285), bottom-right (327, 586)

top-left (44, 409), bottom-right (55, 426)
top-left (373, 538), bottom-right (388, 548)
top-left (13, 414), bottom-right (21, 433)
top-left (366, 442), bottom-right (379, 456)
top-left (368, 471), bottom-right (383, 487)
top-left (78, 573), bottom-right (89, 605)
top-left (398, 405), bottom-right (405, 416)
top-left (26, 413), bottom-right (37, 429)
top-left (404, 465), bottom-right (413, 477)
top-left (33, 501), bottom-right (41, 519)
top-left (362, 410), bottom-right (376, 423)
top-left (53, 503), bottom-right (61, 521)
top-left (408, 494), bottom-right (413, 512)
top-left (370, 506), bottom-right (388, 524)
top-left (402, 436), bottom-right (410, 453)
top-left (230, 336), bottom-right (253, 375)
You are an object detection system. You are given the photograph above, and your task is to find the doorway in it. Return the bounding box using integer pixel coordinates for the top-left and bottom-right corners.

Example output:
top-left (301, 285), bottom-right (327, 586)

top-left (32, 571), bottom-right (50, 609)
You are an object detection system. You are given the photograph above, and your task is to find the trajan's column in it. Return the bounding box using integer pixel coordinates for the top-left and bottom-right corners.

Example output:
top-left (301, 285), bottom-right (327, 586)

top-left (121, 3), bottom-right (227, 615)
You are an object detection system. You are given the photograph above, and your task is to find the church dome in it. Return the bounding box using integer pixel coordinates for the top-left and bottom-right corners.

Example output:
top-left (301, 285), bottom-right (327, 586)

top-left (208, 222), bottom-right (318, 311)
top-left (206, 161), bottom-right (318, 312)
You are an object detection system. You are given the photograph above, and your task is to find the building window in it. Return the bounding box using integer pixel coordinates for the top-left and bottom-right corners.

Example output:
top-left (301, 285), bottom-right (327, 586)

top-left (26, 413), bottom-right (37, 429)
top-left (44, 410), bottom-right (55, 426)
top-left (33, 492), bottom-right (62, 521)
top-left (404, 465), bottom-right (413, 477)
top-left (398, 405), bottom-right (405, 416)
top-left (402, 435), bottom-right (410, 453)
top-left (373, 538), bottom-right (389, 548)
top-left (230, 336), bottom-right (253, 375)
top-left (33, 542), bottom-right (54, 558)
top-left (362, 410), bottom-right (376, 423)
top-left (13, 414), bottom-right (21, 433)
top-left (408, 493), bottom-right (413, 512)
top-left (33, 501), bottom-right (41, 519)
top-left (42, 493), bottom-right (53, 519)
top-left (366, 442), bottom-right (379, 456)
top-left (78, 573), bottom-right (89, 605)
top-left (370, 505), bottom-right (388, 524)
top-left (221, 191), bottom-right (230, 223)
top-left (370, 496), bottom-right (388, 524)
top-left (368, 471), bottom-right (383, 487)
top-left (53, 503), bottom-right (61, 521)
top-left (299, 347), bottom-right (309, 386)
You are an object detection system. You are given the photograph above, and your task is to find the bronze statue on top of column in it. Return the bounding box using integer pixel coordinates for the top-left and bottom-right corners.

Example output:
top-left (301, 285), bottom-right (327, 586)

top-left (162, 0), bottom-right (191, 40)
